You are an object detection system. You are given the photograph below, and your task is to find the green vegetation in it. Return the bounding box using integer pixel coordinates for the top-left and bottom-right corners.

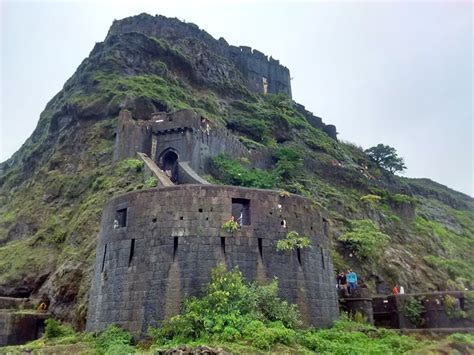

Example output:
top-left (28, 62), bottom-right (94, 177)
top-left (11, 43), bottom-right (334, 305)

top-left (443, 294), bottom-right (467, 319)
top-left (276, 231), bottom-right (311, 251)
top-left (149, 264), bottom-right (301, 349)
top-left (144, 176), bottom-right (158, 188)
top-left (360, 194), bottom-right (382, 206)
top-left (210, 154), bottom-right (276, 189)
top-left (7, 266), bottom-right (471, 354)
top-left (221, 218), bottom-right (239, 233)
top-left (1, 15), bottom-right (473, 343)
top-left (415, 214), bottom-right (474, 285)
top-left (94, 325), bottom-right (135, 355)
top-left (339, 220), bottom-right (391, 262)
top-left (45, 318), bottom-right (75, 339)
top-left (402, 297), bottom-right (425, 327)
top-left (365, 144), bottom-right (406, 173)
top-left (390, 193), bottom-right (417, 205)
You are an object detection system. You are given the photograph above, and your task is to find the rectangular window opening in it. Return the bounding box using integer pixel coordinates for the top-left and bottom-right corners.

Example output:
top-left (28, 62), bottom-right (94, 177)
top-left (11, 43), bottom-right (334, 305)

top-left (173, 237), bottom-right (178, 261)
top-left (232, 198), bottom-right (251, 226)
top-left (258, 238), bottom-right (263, 260)
top-left (128, 239), bottom-right (135, 266)
top-left (101, 244), bottom-right (107, 272)
top-left (321, 247), bottom-right (325, 269)
top-left (115, 208), bottom-right (127, 228)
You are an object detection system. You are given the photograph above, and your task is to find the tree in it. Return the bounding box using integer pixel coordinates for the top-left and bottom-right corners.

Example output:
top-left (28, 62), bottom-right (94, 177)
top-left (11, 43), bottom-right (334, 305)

top-left (365, 144), bottom-right (406, 174)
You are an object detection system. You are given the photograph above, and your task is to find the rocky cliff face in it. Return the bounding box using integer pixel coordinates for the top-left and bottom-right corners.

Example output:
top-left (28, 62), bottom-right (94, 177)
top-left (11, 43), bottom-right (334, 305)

top-left (0, 14), bottom-right (472, 329)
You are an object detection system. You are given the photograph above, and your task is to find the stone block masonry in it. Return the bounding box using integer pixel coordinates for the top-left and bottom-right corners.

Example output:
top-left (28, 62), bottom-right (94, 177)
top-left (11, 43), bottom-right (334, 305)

top-left (86, 185), bottom-right (339, 337)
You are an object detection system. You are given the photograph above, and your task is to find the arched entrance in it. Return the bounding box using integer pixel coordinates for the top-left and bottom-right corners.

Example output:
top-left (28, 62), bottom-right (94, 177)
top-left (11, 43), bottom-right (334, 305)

top-left (159, 150), bottom-right (179, 183)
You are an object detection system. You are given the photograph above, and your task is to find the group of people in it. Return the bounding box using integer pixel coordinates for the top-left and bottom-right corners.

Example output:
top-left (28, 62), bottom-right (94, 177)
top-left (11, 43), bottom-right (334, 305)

top-left (337, 269), bottom-right (406, 296)
top-left (336, 269), bottom-right (358, 295)
top-left (392, 284), bottom-right (405, 295)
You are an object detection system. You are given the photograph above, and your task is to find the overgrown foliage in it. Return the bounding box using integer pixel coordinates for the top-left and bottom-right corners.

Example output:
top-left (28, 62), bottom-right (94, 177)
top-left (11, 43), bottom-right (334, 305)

top-left (44, 318), bottom-right (74, 339)
top-left (339, 220), bottom-right (391, 262)
top-left (94, 325), bottom-right (135, 355)
top-left (149, 264), bottom-right (301, 348)
top-left (402, 297), bottom-right (425, 327)
top-left (276, 231), bottom-right (311, 251)
top-left (210, 154), bottom-right (276, 189)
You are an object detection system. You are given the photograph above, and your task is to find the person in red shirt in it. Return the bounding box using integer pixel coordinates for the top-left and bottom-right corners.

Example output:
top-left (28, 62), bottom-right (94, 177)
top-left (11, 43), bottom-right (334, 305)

top-left (392, 284), bottom-right (399, 296)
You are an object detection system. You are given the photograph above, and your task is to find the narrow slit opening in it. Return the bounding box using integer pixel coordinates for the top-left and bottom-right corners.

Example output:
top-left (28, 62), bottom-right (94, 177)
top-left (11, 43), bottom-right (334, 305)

top-left (173, 237), bottom-right (178, 261)
top-left (258, 238), bottom-right (263, 260)
top-left (101, 244), bottom-right (107, 272)
top-left (321, 247), bottom-right (325, 269)
top-left (128, 239), bottom-right (135, 266)
top-left (221, 237), bottom-right (226, 255)
top-left (297, 248), bottom-right (302, 266)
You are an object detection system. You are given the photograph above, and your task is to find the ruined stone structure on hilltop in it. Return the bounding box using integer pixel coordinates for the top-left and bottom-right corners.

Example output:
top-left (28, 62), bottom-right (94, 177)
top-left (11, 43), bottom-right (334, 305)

top-left (86, 108), bottom-right (339, 336)
top-left (107, 13), bottom-right (292, 98)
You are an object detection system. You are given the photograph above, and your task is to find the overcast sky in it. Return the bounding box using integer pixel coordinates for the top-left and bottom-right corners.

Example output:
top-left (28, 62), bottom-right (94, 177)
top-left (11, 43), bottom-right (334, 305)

top-left (1, 0), bottom-right (472, 196)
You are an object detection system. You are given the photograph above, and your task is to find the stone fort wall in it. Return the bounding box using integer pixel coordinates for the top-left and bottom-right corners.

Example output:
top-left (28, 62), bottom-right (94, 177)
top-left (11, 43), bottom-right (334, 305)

top-left (113, 109), bottom-right (274, 173)
top-left (86, 185), bottom-right (339, 336)
top-left (107, 14), bottom-right (292, 97)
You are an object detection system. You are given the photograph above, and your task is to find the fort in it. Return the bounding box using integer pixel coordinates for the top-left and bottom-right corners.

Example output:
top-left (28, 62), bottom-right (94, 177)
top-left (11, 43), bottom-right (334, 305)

top-left (86, 107), bottom-right (340, 336)
top-left (107, 14), bottom-right (292, 98)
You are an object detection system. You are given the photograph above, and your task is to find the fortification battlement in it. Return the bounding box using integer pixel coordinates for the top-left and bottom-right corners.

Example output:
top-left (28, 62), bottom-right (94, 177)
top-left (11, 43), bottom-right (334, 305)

top-left (107, 14), bottom-right (292, 97)
top-left (86, 185), bottom-right (339, 336)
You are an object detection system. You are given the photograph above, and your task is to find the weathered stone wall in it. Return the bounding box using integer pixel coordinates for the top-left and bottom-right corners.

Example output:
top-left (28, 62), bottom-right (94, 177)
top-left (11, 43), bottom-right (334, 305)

top-left (107, 14), bottom-right (292, 97)
top-left (114, 109), bottom-right (273, 176)
top-left (86, 185), bottom-right (339, 336)
top-left (113, 110), bottom-right (152, 162)
top-left (0, 311), bottom-right (49, 346)
top-left (373, 291), bottom-right (474, 329)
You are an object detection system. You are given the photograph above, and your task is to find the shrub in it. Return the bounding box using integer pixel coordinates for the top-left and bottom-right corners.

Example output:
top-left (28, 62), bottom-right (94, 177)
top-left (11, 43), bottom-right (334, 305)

top-left (360, 194), bottom-right (382, 206)
top-left (44, 318), bottom-right (74, 339)
top-left (390, 193), bottom-right (417, 205)
top-left (402, 297), bottom-right (425, 327)
top-left (247, 280), bottom-right (301, 329)
top-left (444, 295), bottom-right (467, 319)
top-left (276, 231), bottom-right (311, 251)
top-left (145, 176), bottom-right (158, 188)
top-left (149, 264), bottom-right (302, 348)
top-left (119, 159), bottom-right (144, 173)
top-left (211, 154), bottom-right (276, 189)
top-left (273, 147), bottom-right (303, 181)
top-left (339, 220), bottom-right (390, 262)
top-left (94, 325), bottom-right (134, 354)
top-left (221, 218), bottom-right (239, 233)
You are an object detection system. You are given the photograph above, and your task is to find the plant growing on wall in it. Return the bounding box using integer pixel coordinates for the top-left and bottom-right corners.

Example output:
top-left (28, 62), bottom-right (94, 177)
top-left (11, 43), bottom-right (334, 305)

top-left (444, 295), bottom-right (467, 319)
top-left (402, 297), bottom-right (425, 327)
top-left (145, 176), bottom-right (158, 188)
top-left (222, 217), bottom-right (239, 233)
top-left (276, 231), bottom-right (311, 251)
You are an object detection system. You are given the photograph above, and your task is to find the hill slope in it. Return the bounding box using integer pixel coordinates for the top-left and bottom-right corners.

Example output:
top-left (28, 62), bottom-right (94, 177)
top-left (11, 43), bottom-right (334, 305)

top-left (0, 13), bottom-right (472, 328)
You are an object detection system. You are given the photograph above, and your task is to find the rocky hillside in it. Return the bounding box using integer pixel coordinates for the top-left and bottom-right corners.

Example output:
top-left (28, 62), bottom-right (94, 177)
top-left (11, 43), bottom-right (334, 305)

top-left (0, 13), bottom-right (472, 329)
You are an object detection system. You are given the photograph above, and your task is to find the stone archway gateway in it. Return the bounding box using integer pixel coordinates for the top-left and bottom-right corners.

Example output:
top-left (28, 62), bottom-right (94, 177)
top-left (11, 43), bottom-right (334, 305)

top-left (159, 149), bottom-right (179, 183)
